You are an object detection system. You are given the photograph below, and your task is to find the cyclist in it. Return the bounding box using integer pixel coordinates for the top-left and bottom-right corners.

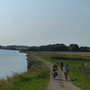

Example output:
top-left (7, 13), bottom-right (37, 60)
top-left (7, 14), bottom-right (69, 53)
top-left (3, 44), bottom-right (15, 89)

top-left (64, 64), bottom-right (69, 80)
top-left (52, 63), bottom-right (58, 79)
top-left (60, 62), bottom-right (64, 71)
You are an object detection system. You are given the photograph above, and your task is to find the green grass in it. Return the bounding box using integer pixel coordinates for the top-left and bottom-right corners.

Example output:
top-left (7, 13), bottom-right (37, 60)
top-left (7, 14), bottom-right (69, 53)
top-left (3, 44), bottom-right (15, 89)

top-left (0, 52), bottom-right (50, 90)
top-left (36, 51), bottom-right (90, 90)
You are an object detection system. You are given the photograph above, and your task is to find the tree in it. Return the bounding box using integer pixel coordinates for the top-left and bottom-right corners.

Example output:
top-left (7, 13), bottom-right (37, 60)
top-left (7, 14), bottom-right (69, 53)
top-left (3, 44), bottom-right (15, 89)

top-left (69, 44), bottom-right (79, 51)
top-left (80, 47), bottom-right (90, 52)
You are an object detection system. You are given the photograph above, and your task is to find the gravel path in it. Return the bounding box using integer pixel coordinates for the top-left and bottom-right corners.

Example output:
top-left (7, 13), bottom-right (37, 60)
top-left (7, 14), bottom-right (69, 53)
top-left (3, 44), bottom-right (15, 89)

top-left (36, 56), bottom-right (82, 90)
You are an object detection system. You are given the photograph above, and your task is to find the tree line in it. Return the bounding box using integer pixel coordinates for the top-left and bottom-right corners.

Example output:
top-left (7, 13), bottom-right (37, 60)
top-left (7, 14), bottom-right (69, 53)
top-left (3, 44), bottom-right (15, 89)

top-left (28, 44), bottom-right (90, 52)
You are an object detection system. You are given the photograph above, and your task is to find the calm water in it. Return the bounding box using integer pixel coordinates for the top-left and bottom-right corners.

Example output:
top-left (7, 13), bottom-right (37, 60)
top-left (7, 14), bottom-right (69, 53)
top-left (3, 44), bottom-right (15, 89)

top-left (0, 50), bottom-right (27, 79)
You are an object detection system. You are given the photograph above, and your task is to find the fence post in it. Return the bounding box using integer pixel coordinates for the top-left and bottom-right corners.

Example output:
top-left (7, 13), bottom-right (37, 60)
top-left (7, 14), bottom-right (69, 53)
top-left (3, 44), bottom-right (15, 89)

top-left (85, 63), bottom-right (87, 81)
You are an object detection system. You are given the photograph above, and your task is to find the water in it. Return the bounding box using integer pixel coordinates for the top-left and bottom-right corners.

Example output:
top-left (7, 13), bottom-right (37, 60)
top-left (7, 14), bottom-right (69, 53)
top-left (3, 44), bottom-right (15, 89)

top-left (0, 50), bottom-right (27, 79)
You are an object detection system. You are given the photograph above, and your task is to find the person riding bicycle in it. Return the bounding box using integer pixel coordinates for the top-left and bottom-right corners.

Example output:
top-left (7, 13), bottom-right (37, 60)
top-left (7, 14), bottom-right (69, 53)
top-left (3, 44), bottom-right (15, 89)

top-left (64, 64), bottom-right (69, 80)
top-left (52, 63), bottom-right (58, 78)
top-left (53, 63), bottom-right (58, 72)
top-left (60, 62), bottom-right (64, 71)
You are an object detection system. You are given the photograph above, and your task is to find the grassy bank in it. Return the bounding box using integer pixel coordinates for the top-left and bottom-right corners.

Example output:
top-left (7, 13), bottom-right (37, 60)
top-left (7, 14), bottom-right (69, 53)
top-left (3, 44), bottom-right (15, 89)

top-left (0, 52), bottom-right (50, 90)
top-left (36, 52), bottom-right (90, 90)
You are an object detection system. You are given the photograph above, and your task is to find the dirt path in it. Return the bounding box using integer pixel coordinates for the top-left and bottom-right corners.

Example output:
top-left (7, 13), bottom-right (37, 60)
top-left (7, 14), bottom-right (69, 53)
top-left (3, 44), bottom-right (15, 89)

top-left (36, 56), bottom-right (81, 90)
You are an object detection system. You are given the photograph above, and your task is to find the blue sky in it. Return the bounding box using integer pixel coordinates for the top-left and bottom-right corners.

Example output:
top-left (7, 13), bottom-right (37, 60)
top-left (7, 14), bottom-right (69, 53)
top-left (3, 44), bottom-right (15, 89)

top-left (0, 0), bottom-right (90, 46)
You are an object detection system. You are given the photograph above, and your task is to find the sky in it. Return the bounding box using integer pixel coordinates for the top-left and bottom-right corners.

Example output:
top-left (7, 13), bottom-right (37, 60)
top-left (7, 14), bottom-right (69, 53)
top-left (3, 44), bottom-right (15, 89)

top-left (0, 0), bottom-right (90, 46)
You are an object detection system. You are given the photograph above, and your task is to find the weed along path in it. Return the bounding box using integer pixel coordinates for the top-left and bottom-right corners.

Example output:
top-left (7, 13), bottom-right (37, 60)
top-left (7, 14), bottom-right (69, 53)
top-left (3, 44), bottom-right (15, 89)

top-left (35, 56), bottom-right (82, 90)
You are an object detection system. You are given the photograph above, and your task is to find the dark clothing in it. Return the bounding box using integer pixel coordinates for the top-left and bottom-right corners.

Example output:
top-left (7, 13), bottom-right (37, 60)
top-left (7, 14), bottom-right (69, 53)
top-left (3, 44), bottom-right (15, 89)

top-left (61, 62), bottom-right (63, 67)
top-left (60, 62), bottom-right (64, 71)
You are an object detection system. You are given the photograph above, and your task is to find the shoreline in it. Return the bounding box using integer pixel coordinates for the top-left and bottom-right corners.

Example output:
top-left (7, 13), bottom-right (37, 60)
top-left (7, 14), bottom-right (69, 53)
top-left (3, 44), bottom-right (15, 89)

top-left (0, 51), bottom-right (49, 90)
top-left (0, 50), bottom-right (27, 80)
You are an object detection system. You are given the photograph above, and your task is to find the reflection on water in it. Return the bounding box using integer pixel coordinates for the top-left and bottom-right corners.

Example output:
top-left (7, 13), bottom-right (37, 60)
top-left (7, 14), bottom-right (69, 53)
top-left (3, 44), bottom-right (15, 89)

top-left (0, 50), bottom-right (27, 79)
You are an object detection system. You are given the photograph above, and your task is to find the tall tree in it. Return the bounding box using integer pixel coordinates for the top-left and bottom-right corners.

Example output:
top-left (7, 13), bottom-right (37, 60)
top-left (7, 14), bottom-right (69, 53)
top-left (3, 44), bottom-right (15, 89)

top-left (69, 44), bottom-right (79, 51)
